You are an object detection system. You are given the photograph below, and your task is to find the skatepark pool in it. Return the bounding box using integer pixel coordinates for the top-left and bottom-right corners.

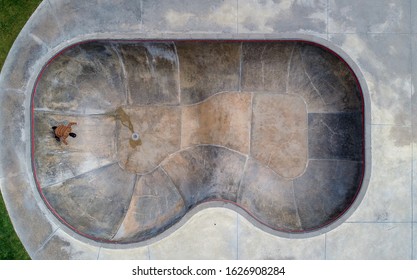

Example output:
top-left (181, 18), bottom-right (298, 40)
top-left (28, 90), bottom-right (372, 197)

top-left (32, 40), bottom-right (365, 243)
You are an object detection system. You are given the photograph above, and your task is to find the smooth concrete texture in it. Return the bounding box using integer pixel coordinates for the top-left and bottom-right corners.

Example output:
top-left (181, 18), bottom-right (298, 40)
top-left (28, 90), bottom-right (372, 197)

top-left (347, 126), bottom-right (411, 223)
top-left (238, 215), bottom-right (325, 259)
top-left (251, 93), bottom-right (307, 178)
top-left (326, 223), bottom-right (412, 260)
top-left (411, 35), bottom-right (417, 223)
top-left (148, 208), bottom-right (238, 260)
top-left (413, 0), bottom-right (417, 34)
top-left (181, 92), bottom-right (251, 154)
top-left (414, 224), bottom-right (417, 260)
top-left (414, 138), bottom-right (417, 225)
top-left (238, 158), bottom-right (301, 231)
top-left (98, 246), bottom-right (149, 260)
top-left (1, 0), bottom-right (415, 259)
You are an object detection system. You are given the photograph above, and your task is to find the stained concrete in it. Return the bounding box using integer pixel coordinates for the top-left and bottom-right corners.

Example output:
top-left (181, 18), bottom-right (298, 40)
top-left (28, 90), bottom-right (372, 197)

top-left (293, 160), bottom-right (363, 230)
top-left (328, 0), bottom-right (411, 34)
top-left (308, 113), bottom-right (363, 160)
top-left (177, 42), bottom-right (240, 104)
top-left (33, 113), bottom-right (117, 187)
top-left (116, 106), bottom-right (181, 174)
top-left (120, 43), bottom-right (179, 105)
top-left (293, 43), bottom-right (363, 113)
top-left (142, 0), bottom-right (237, 33)
top-left (35, 43), bottom-right (126, 114)
top-left (33, 229), bottom-right (100, 260)
top-left (251, 93), bottom-right (308, 178)
top-left (329, 33), bottom-right (411, 126)
top-left (0, 89), bottom-right (27, 178)
top-left (0, 175), bottom-right (57, 255)
top-left (42, 164), bottom-right (136, 240)
top-left (113, 167), bottom-right (185, 243)
top-left (238, 158), bottom-right (301, 232)
top-left (237, 0), bottom-right (327, 34)
top-left (29, 41), bottom-right (365, 244)
top-left (162, 146), bottom-right (247, 208)
top-left (5, 0), bottom-right (408, 260)
top-left (47, 0), bottom-right (142, 38)
top-left (181, 92), bottom-right (251, 154)
top-left (241, 42), bottom-right (293, 92)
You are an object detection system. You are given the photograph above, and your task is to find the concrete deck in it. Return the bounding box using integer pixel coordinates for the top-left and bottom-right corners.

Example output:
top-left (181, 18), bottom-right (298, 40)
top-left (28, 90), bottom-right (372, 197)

top-left (0, 0), bottom-right (414, 259)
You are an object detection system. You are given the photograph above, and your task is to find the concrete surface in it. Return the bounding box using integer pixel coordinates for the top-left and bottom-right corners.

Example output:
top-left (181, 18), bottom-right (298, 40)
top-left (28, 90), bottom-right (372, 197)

top-left (31, 40), bottom-right (364, 243)
top-left (0, 0), bottom-right (414, 259)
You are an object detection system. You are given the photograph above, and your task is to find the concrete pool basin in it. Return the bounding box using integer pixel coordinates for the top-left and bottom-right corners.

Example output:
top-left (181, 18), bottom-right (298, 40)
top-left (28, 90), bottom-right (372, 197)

top-left (13, 0), bottom-right (417, 260)
top-left (32, 40), bottom-right (364, 243)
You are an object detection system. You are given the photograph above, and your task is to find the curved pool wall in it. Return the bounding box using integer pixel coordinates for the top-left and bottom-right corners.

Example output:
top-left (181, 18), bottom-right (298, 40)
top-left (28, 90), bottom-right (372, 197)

top-left (32, 40), bottom-right (365, 244)
top-left (0, 0), bottom-right (375, 259)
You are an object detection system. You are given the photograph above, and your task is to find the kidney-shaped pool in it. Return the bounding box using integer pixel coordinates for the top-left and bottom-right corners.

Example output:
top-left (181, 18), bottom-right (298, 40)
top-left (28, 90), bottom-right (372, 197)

top-left (31, 40), bottom-right (364, 243)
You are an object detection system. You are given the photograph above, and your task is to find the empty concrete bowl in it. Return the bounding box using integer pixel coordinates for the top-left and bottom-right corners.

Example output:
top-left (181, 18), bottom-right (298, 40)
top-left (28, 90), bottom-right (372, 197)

top-left (32, 40), bottom-right (364, 243)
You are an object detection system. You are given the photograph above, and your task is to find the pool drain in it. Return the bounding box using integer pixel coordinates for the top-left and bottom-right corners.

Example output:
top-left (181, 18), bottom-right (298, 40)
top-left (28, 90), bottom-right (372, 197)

top-left (131, 132), bottom-right (140, 141)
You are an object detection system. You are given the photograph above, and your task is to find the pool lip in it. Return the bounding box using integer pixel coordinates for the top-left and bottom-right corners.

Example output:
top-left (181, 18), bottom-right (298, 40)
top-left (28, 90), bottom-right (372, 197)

top-left (28, 36), bottom-right (371, 247)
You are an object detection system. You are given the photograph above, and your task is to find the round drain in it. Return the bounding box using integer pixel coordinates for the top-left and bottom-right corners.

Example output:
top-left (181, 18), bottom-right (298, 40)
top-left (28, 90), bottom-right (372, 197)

top-left (131, 132), bottom-right (140, 141)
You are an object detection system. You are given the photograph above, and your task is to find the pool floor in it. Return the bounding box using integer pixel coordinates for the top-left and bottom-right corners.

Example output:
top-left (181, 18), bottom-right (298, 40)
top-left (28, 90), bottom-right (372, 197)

top-left (32, 41), bottom-right (364, 243)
